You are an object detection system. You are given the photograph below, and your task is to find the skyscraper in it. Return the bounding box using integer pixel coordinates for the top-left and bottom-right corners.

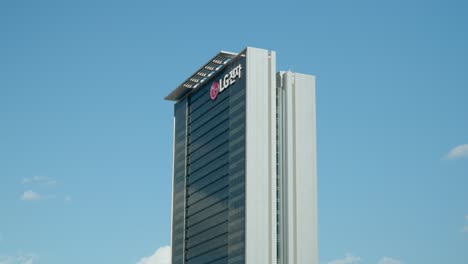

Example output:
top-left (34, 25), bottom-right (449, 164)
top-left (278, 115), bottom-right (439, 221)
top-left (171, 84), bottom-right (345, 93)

top-left (165, 47), bottom-right (318, 264)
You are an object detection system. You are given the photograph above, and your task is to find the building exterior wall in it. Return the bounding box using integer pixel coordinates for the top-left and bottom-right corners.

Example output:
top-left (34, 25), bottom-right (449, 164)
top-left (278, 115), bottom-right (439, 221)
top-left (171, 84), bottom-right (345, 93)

top-left (278, 72), bottom-right (318, 264)
top-left (172, 97), bottom-right (188, 264)
top-left (171, 56), bottom-right (247, 264)
top-left (169, 48), bottom-right (317, 264)
top-left (244, 47), bottom-right (277, 264)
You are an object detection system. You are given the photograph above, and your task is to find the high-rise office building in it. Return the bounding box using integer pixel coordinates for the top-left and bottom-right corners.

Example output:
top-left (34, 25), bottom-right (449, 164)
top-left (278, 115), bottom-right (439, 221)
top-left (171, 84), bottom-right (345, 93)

top-left (165, 47), bottom-right (318, 264)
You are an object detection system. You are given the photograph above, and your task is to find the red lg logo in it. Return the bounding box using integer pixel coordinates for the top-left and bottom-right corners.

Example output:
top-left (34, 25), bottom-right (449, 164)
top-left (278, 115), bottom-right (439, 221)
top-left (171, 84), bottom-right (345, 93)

top-left (210, 81), bottom-right (220, 100)
top-left (209, 64), bottom-right (242, 101)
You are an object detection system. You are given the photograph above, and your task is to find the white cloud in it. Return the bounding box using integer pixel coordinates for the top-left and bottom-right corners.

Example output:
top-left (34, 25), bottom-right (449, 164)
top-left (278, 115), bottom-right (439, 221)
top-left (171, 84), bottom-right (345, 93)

top-left (20, 190), bottom-right (43, 201)
top-left (328, 253), bottom-right (361, 264)
top-left (462, 225), bottom-right (468, 233)
top-left (378, 256), bottom-right (403, 264)
top-left (137, 246), bottom-right (171, 264)
top-left (21, 176), bottom-right (56, 185)
top-left (20, 191), bottom-right (54, 202)
top-left (0, 253), bottom-right (37, 264)
top-left (461, 214), bottom-right (468, 233)
top-left (446, 144), bottom-right (468, 159)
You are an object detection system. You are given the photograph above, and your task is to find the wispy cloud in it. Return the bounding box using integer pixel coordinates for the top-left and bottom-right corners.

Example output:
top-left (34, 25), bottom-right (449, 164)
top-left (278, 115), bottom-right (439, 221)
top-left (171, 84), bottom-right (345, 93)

top-left (64, 195), bottom-right (72, 202)
top-left (20, 190), bottom-right (43, 201)
top-left (0, 253), bottom-right (37, 264)
top-left (20, 176), bottom-right (59, 202)
top-left (328, 254), bottom-right (404, 264)
top-left (378, 257), bottom-right (403, 264)
top-left (328, 253), bottom-right (361, 264)
top-left (136, 246), bottom-right (171, 264)
top-left (21, 176), bottom-right (56, 185)
top-left (462, 214), bottom-right (468, 233)
top-left (20, 190), bottom-right (53, 201)
top-left (446, 144), bottom-right (468, 159)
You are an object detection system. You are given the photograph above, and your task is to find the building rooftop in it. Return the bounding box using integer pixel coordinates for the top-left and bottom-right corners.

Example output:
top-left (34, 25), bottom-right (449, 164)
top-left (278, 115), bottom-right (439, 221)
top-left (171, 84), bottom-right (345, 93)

top-left (164, 50), bottom-right (238, 101)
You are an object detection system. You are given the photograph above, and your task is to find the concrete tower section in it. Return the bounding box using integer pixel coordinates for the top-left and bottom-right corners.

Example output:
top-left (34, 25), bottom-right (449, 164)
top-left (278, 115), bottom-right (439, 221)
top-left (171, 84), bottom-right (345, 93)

top-left (165, 47), bottom-right (318, 264)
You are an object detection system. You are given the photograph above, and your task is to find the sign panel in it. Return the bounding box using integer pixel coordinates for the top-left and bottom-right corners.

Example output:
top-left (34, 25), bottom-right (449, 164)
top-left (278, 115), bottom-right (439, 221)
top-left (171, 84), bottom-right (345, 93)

top-left (210, 64), bottom-right (243, 100)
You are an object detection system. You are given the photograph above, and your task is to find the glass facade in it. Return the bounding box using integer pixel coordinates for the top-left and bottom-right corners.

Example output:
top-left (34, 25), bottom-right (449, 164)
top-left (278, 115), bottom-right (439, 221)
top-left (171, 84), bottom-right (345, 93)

top-left (172, 96), bottom-right (187, 264)
top-left (172, 57), bottom-right (246, 264)
top-left (170, 48), bottom-right (318, 264)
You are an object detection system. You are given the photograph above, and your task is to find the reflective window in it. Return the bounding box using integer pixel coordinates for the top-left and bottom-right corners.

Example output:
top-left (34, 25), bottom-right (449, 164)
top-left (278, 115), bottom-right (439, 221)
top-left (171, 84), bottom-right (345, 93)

top-left (172, 58), bottom-right (246, 264)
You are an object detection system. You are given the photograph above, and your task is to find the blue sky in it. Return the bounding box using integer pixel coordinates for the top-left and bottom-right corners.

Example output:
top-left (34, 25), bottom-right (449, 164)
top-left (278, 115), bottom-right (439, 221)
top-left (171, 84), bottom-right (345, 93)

top-left (1, 0), bottom-right (467, 263)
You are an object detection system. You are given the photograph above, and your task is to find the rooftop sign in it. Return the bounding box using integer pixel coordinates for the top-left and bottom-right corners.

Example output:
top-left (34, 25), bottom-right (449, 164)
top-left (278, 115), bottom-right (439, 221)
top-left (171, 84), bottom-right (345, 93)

top-left (210, 64), bottom-right (242, 100)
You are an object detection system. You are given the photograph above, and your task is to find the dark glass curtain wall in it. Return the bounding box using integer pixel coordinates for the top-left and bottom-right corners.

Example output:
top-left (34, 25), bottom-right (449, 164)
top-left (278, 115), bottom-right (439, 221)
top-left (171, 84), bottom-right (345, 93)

top-left (172, 57), bottom-right (246, 264)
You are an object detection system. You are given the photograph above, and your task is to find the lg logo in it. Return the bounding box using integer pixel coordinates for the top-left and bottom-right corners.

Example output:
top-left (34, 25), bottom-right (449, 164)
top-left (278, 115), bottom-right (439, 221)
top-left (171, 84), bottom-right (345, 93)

top-left (210, 64), bottom-right (242, 100)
